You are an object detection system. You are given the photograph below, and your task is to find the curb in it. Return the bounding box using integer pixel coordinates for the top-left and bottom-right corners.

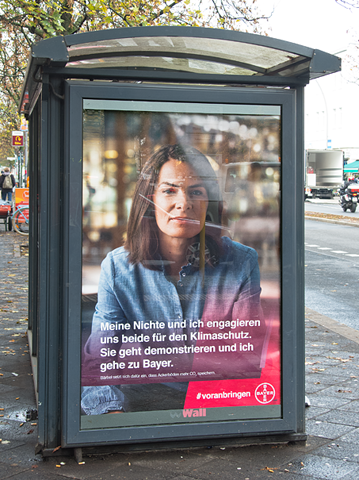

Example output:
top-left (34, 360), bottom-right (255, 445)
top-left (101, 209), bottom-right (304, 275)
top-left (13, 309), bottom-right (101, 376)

top-left (305, 307), bottom-right (359, 345)
top-left (305, 214), bottom-right (359, 227)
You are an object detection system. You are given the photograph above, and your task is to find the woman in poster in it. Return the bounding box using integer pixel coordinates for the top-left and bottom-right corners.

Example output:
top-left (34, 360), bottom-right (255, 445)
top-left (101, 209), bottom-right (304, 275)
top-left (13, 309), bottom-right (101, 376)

top-left (81, 144), bottom-right (266, 415)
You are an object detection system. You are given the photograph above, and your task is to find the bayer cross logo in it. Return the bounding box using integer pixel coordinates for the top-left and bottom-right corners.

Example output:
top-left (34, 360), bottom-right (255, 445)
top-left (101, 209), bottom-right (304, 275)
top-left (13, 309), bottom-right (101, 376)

top-left (255, 383), bottom-right (275, 404)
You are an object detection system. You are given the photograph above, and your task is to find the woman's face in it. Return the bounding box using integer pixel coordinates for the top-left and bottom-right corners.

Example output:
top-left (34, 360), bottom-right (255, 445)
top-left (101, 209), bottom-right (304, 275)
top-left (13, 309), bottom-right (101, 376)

top-left (152, 159), bottom-right (209, 241)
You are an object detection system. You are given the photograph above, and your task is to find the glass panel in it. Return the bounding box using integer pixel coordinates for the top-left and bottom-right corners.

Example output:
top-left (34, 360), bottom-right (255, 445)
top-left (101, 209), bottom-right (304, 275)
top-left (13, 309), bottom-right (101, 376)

top-left (81, 102), bottom-right (281, 429)
top-left (68, 36), bottom-right (304, 73)
top-left (67, 56), bottom-right (256, 76)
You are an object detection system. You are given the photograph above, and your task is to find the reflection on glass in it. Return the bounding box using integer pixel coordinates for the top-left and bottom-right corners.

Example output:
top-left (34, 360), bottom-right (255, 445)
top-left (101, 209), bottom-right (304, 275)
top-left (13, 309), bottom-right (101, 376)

top-left (81, 108), bottom-right (281, 427)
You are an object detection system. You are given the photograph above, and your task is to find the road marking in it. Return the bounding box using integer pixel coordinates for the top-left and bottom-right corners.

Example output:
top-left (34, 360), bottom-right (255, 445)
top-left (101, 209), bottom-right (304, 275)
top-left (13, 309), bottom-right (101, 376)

top-left (306, 245), bottom-right (359, 257)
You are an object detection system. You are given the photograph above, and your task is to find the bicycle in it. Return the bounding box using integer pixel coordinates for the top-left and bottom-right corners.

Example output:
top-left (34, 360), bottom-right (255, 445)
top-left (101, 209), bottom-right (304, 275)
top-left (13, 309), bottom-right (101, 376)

top-left (11, 204), bottom-right (29, 235)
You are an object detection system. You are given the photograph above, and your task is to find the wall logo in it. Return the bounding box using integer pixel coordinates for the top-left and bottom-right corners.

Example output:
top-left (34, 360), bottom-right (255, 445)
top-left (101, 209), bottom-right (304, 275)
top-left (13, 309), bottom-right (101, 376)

top-left (170, 409), bottom-right (207, 419)
top-left (170, 411), bottom-right (182, 418)
top-left (255, 383), bottom-right (275, 404)
top-left (183, 408), bottom-right (206, 417)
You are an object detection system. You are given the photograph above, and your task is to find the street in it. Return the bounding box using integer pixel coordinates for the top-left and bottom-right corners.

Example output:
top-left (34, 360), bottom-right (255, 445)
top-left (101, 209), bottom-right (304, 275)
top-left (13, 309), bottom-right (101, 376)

top-left (305, 197), bottom-right (359, 217)
top-left (305, 217), bottom-right (359, 330)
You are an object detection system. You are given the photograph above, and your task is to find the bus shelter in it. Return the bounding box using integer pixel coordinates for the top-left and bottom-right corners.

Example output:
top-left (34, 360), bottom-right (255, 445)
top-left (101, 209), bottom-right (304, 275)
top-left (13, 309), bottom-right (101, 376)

top-left (19, 26), bottom-right (341, 456)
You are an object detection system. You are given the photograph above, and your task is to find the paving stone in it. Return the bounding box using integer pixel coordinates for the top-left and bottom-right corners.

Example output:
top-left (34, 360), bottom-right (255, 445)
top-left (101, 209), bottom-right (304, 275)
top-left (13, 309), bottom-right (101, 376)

top-left (169, 477), bottom-right (197, 480)
top-left (2, 470), bottom-right (71, 480)
top-left (305, 420), bottom-right (355, 439)
top-left (0, 462), bottom-right (29, 480)
top-left (43, 454), bottom-right (178, 480)
top-left (316, 364), bottom-right (359, 377)
top-left (304, 394), bottom-right (351, 409)
top-left (282, 453), bottom-right (359, 479)
top-left (305, 383), bottom-right (332, 394)
top-left (313, 409), bottom-right (359, 427)
top-left (305, 406), bottom-right (331, 420)
top-left (337, 399), bottom-right (359, 413)
top-left (315, 384), bottom-right (359, 400)
top-left (339, 428), bottom-right (359, 442)
top-left (311, 440), bottom-right (359, 463)
top-left (306, 374), bottom-right (344, 385)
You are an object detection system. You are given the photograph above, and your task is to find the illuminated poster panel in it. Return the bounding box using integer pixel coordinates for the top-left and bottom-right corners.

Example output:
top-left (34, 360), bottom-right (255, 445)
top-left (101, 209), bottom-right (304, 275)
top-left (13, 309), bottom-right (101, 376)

top-left (81, 101), bottom-right (281, 429)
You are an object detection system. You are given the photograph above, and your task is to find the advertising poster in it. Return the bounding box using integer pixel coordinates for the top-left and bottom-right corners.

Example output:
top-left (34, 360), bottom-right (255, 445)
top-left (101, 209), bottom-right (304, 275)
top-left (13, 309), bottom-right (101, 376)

top-left (80, 101), bottom-right (281, 428)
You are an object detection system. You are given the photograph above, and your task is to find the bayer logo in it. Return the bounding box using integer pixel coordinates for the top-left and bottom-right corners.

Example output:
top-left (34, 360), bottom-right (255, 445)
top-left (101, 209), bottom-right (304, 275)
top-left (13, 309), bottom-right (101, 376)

top-left (255, 383), bottom-right (276, 404)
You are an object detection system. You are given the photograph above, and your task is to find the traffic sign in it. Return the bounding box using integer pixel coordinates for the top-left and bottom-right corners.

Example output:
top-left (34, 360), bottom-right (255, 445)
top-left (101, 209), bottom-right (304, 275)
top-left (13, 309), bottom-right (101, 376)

top-left (12, 131), bottom-right (24, 146)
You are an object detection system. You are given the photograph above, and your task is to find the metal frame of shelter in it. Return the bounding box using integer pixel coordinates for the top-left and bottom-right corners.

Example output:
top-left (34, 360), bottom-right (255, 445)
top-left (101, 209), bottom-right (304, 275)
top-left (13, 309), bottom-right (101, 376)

top-left (19, 26), bottom-right (341, 456)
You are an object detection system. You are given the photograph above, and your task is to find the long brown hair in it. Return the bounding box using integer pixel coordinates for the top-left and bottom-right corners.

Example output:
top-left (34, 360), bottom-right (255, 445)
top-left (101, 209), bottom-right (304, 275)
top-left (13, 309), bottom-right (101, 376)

top-left (125, 144), bottom-right (222, 268)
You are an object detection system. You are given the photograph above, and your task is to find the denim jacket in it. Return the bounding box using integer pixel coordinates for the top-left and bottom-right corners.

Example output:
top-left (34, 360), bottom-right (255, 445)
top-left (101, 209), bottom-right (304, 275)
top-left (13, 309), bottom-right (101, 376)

top-left (81, 236), bottom-right (265, 415)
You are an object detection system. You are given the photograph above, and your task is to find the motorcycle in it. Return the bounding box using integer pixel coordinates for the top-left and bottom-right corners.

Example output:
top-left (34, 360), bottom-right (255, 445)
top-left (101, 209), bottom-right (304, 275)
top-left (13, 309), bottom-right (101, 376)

top-left (339, 183), bottom-right (359, 213)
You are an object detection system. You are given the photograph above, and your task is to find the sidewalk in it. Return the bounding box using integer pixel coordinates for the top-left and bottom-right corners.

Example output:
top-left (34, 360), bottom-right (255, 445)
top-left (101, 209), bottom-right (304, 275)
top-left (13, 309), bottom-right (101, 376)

top-left (1, 227), bottom-right (359, 479)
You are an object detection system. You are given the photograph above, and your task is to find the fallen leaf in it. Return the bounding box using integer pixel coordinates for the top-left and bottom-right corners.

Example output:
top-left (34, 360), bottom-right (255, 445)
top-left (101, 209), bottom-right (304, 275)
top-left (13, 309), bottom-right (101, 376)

top-left (261, 466), bottom-right (277, 472)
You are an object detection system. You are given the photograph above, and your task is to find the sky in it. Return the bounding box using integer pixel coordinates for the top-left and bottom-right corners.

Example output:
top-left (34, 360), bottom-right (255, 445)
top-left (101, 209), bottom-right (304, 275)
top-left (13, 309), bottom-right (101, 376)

top-left (257, 0), bottom-right (359, 56)
top-left (257, 0), bottom-right (359, 153)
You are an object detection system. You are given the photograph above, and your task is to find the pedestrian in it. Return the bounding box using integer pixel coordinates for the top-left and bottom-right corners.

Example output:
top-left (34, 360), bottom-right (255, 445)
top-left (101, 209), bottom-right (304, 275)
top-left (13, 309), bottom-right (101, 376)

top-left (0, 167), bottom-right (16, 202)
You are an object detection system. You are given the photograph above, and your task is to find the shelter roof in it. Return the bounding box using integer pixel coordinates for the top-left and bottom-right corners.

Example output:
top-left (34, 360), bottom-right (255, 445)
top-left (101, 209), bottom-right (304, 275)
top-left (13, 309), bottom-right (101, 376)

top-left (20, 26), bottom-right (341, 115)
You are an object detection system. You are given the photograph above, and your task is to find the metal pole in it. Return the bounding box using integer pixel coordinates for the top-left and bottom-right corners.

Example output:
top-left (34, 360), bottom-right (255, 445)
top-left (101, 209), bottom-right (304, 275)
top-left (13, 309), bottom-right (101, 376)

top-left (24, 130), bottom-right (28, 185)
